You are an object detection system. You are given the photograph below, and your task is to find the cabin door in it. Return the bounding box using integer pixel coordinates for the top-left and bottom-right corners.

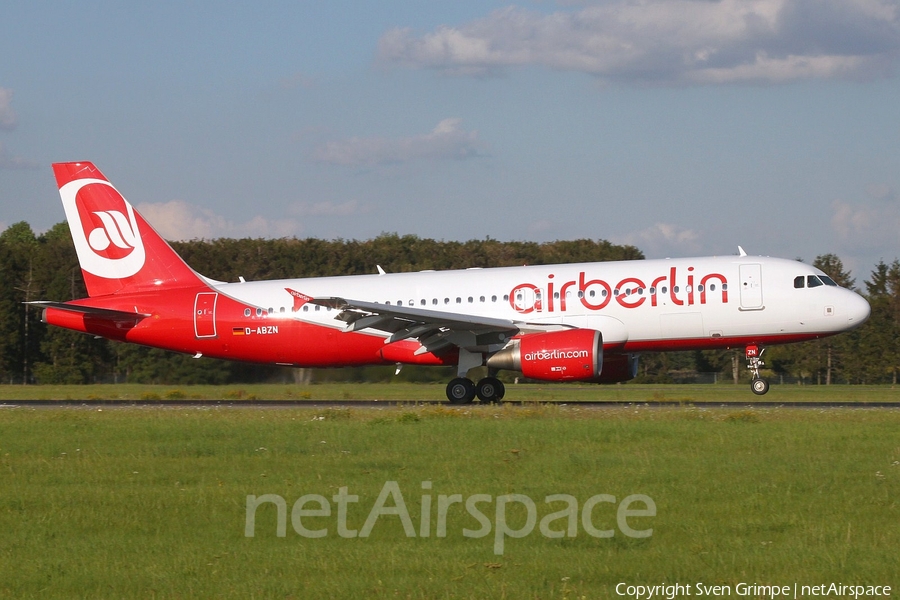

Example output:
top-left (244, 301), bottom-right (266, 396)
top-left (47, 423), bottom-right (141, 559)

top-left (738, 264), bottom-right (764, 310)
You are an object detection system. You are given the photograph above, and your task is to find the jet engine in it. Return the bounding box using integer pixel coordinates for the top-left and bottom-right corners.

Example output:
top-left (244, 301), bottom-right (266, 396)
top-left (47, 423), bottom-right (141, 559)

top-left (486, 329), bottom-right (602, 381)
top-left (486, 329), bottom-right (640, 383)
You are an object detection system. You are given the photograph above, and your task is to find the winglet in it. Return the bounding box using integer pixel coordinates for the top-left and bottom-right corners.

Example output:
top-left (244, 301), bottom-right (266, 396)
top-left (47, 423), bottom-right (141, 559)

top-left (285, 288), bottom-right (314, 312)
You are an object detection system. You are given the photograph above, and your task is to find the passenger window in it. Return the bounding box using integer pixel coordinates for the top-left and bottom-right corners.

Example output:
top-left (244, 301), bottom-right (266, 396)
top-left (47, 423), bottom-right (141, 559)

top-left (794, 276), bottom-right (805, 289)
top-left (807, 275), bottom-right (824, 288)
top-left (244, 308), bottom-right (251, 317)
top-left (492, 295), bottom-right (497, 302)
top-left (480, 296), bottom-right (485, 302)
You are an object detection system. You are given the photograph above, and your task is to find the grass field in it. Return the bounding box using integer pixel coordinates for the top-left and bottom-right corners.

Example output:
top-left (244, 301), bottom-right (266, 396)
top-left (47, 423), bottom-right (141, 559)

top-left (1, 382), bottom-right (899, 402)
top-left (0, 400), bottom-right (898, 598)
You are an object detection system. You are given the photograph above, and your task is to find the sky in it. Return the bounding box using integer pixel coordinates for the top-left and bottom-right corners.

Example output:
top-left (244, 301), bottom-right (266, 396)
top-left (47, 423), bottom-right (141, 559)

top-left (1, 0), bottom-right (898, 282)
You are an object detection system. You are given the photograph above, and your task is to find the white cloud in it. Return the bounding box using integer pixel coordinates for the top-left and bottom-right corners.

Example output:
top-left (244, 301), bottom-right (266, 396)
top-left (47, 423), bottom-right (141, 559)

top-left (0, 142), bottom-right (38, 170)
top-left (0, 88), bottom-right (16, 130)
top-left (865, 182), bottom-right (895, 200)
top-left (136, 200), bottom-right (302, 241)
top-left (831, 186), bottom-right (900, 252)
top-left (378, 0), bottom-right (900, 85)
top-left (311, 118), bottom-right (486, 166)
top-left (289, 199), bottom-right (371, 218)
top-left (613, 223), bottom-right (702, 257)
top-left (527, 218), bottom-right (557, 235)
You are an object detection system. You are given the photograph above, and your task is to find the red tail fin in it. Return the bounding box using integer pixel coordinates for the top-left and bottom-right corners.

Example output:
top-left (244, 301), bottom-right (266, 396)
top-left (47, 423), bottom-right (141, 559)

top-left (53, 162), bottom-right (205, 297)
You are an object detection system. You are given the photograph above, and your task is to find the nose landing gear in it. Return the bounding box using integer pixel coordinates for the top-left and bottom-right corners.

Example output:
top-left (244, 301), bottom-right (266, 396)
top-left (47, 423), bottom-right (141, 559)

top-left (746, 345), bottom-right (769, 395)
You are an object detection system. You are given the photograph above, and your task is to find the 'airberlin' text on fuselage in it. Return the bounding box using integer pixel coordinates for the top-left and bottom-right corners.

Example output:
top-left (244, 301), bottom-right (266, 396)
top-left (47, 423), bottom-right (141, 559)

top-left (509, 267), bottom-right (729, 314)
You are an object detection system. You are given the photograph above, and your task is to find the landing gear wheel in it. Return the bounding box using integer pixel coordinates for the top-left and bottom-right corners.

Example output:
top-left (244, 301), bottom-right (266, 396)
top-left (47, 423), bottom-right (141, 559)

top-left (476, 377), bottom-right (505, 403)
top-left (751, 378), bottom-right (770, 396)
top-left (446, 378), bottom-right (476, 404)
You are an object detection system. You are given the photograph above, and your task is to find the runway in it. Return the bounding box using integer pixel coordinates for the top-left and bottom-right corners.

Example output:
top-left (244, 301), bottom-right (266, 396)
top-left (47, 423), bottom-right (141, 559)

top-left (2, 399), bottom-right (900, 409)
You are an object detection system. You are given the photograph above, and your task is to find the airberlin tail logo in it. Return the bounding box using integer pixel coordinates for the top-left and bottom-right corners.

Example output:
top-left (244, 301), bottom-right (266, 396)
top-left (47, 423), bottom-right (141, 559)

top-left (87, 210), bottom-right (139, 254)
top-left (59, 178), bottom-right (146, 280)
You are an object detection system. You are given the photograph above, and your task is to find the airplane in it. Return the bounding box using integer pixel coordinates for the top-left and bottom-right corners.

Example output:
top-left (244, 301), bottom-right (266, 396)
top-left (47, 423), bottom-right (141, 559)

top-left (33, 162), bottom-right (871, 402)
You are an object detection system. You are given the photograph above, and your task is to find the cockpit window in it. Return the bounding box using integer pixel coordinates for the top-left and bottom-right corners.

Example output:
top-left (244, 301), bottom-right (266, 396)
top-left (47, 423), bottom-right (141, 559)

top-left (794, 276), bottom-right (805, 289)
top-left (820, 275), bottom-right (838, 287)
top-left (807, 275), bottom-right (824, 288)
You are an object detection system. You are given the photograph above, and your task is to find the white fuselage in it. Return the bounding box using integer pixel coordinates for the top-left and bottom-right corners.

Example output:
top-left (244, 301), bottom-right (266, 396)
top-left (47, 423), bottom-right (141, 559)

top-left (211, 254), bottom-right (870, 352)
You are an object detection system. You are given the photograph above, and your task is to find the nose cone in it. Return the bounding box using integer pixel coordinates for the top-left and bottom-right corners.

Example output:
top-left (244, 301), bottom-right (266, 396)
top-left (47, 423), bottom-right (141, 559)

top-left (845, 291), bottom-right (871, 329)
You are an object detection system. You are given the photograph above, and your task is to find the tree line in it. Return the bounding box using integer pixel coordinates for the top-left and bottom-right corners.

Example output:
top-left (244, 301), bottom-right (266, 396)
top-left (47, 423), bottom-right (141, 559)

top-left (1, 221), bottom-right (897, 386)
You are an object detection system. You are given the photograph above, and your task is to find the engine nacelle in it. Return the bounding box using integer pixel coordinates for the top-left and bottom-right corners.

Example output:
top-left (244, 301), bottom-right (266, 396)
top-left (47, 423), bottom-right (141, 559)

top-left (486, 329), bottom-right (602, 382)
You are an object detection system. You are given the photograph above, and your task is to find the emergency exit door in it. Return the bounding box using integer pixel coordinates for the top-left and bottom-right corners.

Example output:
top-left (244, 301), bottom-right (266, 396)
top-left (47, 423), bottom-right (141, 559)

top-left (194, 292), bottom-right (218, 338)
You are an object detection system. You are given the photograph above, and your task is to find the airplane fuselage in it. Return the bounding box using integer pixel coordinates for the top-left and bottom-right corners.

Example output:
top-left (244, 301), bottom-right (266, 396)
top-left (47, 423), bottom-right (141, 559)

top-left (53, 254), bottom-right (869, 367)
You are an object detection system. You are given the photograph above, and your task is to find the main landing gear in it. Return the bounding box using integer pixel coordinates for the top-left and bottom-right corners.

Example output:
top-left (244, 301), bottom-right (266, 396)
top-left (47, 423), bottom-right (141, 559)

top-left (445, 348), bottom-right (505, 404)
top-left (746, 345), bottom-right (770, 395)
top-left (446, 376), bottom-right (505, 404)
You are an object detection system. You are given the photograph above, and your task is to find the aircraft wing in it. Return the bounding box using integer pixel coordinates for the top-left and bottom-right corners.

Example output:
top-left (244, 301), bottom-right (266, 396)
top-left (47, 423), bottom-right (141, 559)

top-left (311, 297), bottom-right (523, 355)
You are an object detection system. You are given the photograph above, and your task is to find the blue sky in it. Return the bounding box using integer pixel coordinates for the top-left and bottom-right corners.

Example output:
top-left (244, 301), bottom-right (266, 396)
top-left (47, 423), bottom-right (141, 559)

top-left (1, 0), bottom-right (898, 281)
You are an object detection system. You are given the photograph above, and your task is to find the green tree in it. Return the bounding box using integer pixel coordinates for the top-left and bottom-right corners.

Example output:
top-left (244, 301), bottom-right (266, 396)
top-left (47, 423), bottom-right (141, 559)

top-left (0, 222), bottom-right (42, 383)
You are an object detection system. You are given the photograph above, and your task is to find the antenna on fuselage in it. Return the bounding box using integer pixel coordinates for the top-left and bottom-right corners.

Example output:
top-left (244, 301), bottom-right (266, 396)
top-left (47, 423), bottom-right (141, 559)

top-left (737, 246), bottom-right (747, 257)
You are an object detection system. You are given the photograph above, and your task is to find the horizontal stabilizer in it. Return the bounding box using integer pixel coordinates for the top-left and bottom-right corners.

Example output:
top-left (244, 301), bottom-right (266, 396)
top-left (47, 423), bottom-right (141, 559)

top-left (28, 301), bottom-right (151, 320)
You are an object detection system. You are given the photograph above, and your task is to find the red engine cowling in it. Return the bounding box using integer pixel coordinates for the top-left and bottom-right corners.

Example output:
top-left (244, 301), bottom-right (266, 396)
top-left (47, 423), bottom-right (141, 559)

top-left (486, 329), bottom-right (603, 382)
